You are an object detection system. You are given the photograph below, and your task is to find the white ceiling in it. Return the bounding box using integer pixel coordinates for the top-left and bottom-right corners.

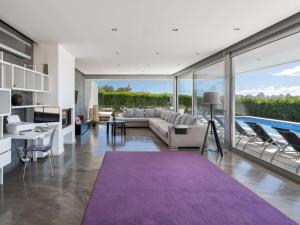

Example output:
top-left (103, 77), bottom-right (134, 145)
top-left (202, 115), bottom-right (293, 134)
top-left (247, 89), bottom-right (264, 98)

top-left (234, 31), bottom-right (300, 74)
top-left (0, 0), bottom-right (300, 75)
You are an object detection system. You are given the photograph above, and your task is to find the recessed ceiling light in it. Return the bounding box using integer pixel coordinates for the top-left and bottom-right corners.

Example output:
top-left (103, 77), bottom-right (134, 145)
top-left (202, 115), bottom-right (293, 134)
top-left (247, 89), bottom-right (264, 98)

top-left (155, 52), bottom-right (160, 55)
top-left (256, 58), bottom-right (261, 61)
top-left (194, 52), bottom-right (200, 55)
top-left (172, 28), bottom-right (179, 32)
top-left (117, 64), bottom-right (120, 66)
top-left (112, 28), bottom-right (118, 31)
top-left (115, 52), bottom-right (120, 55)
top-left (233, 27), bottom-right (240, 31)
top-left (147, 64), bottom-right (150, 66)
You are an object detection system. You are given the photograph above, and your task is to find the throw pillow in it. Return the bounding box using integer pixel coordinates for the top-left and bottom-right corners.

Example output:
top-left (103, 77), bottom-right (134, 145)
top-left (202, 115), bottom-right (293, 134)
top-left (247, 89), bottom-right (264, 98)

top-left (154, 108), bottom-right (161, 117)
top-left (180, 114), bottom-right (189, 125)
top-left (165, 111), bottom-right (171, 121)
top-left (124, 108), bottom-right (134, 118)
top-left (160, 110), bottom-right (166, 119)
top-left (134, 109), bottom-right (145, 118)
top-left (185, 117), bottom-right (198, 125)
top-left (167, 112), bottom-right (174, 122)
top-left (145, 109), bottom-right (155, 117)
top-left (171, 113), bottom-right (180, 124)
top-left (174, 115), bottom-right (183, 125)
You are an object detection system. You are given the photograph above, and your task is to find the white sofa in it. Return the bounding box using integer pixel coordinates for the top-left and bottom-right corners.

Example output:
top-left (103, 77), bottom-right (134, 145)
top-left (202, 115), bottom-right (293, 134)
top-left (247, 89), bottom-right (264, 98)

top-left (117, 108), bottom-right (207, 149)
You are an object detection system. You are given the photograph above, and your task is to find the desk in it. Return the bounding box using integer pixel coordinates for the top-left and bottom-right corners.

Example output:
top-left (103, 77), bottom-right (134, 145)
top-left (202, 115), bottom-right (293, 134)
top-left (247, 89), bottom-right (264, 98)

top-left (4, 128), bottom-right (54, 161)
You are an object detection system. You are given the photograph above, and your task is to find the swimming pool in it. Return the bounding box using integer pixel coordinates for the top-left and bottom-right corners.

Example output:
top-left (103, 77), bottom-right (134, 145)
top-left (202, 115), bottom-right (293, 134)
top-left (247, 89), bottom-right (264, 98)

top-left (236, 116), bottom-right (300, 136)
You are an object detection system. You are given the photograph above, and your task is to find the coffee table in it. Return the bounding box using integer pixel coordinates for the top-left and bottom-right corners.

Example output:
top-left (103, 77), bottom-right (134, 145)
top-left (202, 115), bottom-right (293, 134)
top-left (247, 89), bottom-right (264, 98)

top-left (106, 120), bottom-right (126, 137)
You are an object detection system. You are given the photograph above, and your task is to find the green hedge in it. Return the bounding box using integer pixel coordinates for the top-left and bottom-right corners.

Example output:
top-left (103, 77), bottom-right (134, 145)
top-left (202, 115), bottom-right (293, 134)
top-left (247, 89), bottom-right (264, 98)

top-left (236, 97), bottom-right (300, 122)
top-left (99, 91), bottom-right (300, 122)
top-left (99, 91), bottom-right (173, 111)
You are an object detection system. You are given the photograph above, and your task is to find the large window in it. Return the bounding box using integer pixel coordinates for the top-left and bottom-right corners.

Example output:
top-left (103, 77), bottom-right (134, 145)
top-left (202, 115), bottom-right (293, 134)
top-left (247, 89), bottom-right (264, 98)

top-left (194, 61), bottom-right (225, 128)
top-left (234, 32), bottom-right (300, 175)
top-left (177, 72), bottom-right (193, 114)
top-left (98, 79), bottom-right (173, 113)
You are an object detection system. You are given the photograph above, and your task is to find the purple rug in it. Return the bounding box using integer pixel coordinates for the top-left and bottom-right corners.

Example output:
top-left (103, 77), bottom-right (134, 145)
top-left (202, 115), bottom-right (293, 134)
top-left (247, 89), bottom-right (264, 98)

top-left (82, 152), bottom-right (297, 225)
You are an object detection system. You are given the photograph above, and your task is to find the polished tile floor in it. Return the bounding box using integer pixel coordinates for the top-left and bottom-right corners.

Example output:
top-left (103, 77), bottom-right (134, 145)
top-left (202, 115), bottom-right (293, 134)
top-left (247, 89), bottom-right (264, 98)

top-left (0, 124), bottom-right (300, 225)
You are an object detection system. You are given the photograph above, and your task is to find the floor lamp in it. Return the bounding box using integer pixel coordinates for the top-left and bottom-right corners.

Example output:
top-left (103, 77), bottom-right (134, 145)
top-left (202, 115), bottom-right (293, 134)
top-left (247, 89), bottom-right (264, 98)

top-left (201, 92), bottom-right (223, 157)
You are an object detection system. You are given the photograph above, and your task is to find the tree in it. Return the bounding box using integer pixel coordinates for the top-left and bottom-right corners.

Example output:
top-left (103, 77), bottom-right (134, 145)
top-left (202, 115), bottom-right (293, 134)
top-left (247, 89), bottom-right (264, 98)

top-left (99, 85), bottom-right (114, 92)
top-left (117, 84), bottom-right (132, 92)
top-left (256, 92), bottom-right (265, 98)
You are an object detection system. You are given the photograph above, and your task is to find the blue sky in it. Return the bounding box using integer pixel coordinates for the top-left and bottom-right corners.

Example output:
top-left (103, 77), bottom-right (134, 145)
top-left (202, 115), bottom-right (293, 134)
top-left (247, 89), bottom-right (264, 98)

top-left (235, 61), bottom-right (300, 96)
top-left (97, 61), bottom-right (300, 96)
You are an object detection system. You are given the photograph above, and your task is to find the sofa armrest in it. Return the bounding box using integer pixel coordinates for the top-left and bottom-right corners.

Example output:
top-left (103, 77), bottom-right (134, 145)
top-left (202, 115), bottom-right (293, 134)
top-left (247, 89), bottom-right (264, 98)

top-left (168, 125), bottom-right (207, 148)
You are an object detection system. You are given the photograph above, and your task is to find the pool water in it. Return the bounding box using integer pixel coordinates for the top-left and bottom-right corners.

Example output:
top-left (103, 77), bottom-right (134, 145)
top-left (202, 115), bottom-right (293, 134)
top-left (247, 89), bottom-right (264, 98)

top-left (236, 116), bottom-right (300, 136)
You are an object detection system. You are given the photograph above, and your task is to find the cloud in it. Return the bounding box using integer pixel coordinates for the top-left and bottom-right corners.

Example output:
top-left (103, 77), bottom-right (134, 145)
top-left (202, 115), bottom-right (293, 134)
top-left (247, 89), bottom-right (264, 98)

top-left (273, 65), bottom-right (300, 77)
top-left (236, 86), bottom-right (300, 96)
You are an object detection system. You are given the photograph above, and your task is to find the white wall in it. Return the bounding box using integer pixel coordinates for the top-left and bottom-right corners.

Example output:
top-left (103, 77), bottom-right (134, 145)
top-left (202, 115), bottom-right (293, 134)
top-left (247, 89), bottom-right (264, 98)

top-left (58, 45), bottom-right (76, 144)
top-left (33, 43), bottom-right (76, 154)
top-left (34, 43), bottom-right (59, 106)
top-left (58, 45), bottom-right (75, 108)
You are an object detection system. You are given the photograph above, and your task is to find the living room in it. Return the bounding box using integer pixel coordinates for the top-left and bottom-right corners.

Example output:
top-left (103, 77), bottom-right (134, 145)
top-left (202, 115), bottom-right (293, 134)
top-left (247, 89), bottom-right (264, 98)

top-left (1, 1), bottom-right (300, 225)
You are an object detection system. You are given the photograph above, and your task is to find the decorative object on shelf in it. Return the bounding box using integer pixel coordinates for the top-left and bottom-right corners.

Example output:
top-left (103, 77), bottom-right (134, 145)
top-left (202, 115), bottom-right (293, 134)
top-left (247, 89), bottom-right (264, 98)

top-left (75, 116), bottom-right (82, 125)
top-left (43, 64), bottom-right (48, 75)
top-left (11, 94), bottom-right (23, 106)
top-left (201, 92), bottom-right (223, 157)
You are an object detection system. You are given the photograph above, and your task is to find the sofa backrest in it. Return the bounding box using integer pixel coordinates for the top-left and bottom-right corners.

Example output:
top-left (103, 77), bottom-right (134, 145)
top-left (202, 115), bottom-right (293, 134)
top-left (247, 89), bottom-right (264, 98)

top-left (179, 114), bottom-right (198, 125)
top-left (124, 108), bottom-right (135, 118)
top-left (123, 109), bottom-right (198, 125)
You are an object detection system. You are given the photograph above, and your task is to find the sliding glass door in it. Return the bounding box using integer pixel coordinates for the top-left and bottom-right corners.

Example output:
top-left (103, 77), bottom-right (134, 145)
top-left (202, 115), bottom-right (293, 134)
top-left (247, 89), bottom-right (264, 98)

top-left (233, 31), bottom-right (300, 175)
top-left (177, 72), bottom-right (193, 114)
top-left (194, 61), bottom-right (225, 141)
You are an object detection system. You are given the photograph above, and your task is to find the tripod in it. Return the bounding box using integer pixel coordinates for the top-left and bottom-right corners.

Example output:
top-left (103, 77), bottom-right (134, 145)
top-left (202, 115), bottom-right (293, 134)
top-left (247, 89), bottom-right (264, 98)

top-left (201, 104), bottom-right (223, 157)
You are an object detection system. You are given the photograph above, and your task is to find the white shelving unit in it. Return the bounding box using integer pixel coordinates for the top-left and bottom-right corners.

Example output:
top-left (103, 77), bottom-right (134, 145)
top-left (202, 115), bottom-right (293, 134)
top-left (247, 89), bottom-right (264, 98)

top-left (0, 51), bottom-right (51, 184)
top-left (0, 60), bottom-right (12, 89)
top-left (11, 104), bottom-right (49, 109)
top-left (12, 64), bottom-right (50, 93)
top-left (0, 88), bottom-right (11, 185)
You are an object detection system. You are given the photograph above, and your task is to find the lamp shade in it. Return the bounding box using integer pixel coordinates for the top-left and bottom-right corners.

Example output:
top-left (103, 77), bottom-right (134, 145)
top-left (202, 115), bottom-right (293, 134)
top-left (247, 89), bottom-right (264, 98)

top-left (202, 92), bottom-right (220, 105)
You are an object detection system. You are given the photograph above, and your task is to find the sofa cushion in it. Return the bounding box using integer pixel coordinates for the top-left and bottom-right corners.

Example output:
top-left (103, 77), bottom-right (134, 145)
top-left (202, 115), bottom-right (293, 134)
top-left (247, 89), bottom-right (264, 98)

top-left (145, 109), bottom-right (155, 117)
top-left (158, 122), bottom-right (170, 137)
top-left (166, 111), bottom-right (172, 121)
top-left (160, 110), bottom-right (169, 120)
top-left (149, 118), bottom-right (163, 130)
top-left (180, 114), bottom-right (189, 125)
top-left (124, 108), bottom-right (134, 118)
top-left (174, 115), bottom-right (182, 125)
top-left (160, 110), bottom-right (165, 119)
top-left (167, 112), bottom-right (175, 123)
top-left (185, 116), bottom-right (198, 125)
top-left (171, 113), bottom-right (180, 124)
top-left (134, 109), bottom-right (144, 118)
top-left (154, 108), bottom-right (161, 117)
top-left (167, 112), bottom-right (174, 123)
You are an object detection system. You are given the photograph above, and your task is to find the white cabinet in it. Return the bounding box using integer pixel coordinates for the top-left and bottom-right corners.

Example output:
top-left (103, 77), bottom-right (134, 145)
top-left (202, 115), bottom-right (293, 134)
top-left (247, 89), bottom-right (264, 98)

top-left (0, 137), bottom-right (11, 185)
